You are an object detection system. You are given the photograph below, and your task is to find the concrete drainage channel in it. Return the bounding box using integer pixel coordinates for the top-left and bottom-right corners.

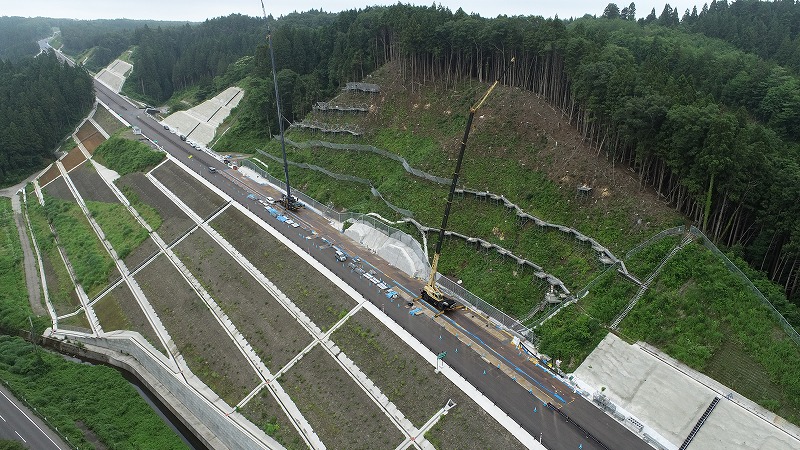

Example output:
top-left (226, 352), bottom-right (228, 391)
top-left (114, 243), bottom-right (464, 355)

top-left (43, 338), bottom-right (207, 450)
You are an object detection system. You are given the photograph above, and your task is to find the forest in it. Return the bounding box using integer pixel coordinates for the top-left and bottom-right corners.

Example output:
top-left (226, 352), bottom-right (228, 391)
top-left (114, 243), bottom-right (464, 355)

top-left (0, 52), bottom-right (94, 186)
top-left (202, 1), bottom-right (800, 304)
top-left (2, 1), bottom-right (800, 301)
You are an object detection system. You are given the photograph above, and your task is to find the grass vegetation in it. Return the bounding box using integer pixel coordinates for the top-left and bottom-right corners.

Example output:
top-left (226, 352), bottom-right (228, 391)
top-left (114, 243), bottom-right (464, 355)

top-left (0, 335), bottom-right (186, 449)
top-left (42, 194), bottom-right (114, 298)
top-left (0, 198), bottom-right (48, 333)
top-left (536, 269), bottom-right (638, 371)
top-left (619, 243), bottom-right (800, 424)
top-left (85, 200), bottom-right (148, 260)
top-left (116, 184), bottom-right (163, 231)
top-left (58, 137), bottom-right (76, 154)
top-left (240, 389), bottom-right (306, 450)
top-left (92, 135), bottom-right (165, 176)
top-left (24, 198), bottom-right (80, 315)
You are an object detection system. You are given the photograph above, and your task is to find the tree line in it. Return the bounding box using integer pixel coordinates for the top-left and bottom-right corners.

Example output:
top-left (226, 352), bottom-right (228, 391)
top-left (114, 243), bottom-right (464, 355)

top-left (61, 2), bottom-right (800, 302)
top-left (0, 52), bottom-right (94, 186)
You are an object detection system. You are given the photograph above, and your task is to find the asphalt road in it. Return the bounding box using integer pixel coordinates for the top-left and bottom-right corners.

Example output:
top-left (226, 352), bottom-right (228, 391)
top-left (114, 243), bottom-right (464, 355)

top-left (0, 384), bottom-right (67, 450)
top-left (92, 77), bottom-right (650, 450)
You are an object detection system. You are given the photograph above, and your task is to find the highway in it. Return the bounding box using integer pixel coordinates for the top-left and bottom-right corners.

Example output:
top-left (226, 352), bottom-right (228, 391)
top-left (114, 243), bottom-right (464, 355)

top-left (0, 384), bottom-right (67, 450)
top-left (92, 77), bottom-right (650, 450)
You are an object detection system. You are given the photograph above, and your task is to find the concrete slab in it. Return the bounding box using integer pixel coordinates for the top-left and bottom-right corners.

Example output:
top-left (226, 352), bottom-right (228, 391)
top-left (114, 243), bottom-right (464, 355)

top-left (162, 87), bottom-right (243, 146)
top-left (344, 222), bottom-right (428, 279)
top-left (574, 334), bottom-right (800, 450)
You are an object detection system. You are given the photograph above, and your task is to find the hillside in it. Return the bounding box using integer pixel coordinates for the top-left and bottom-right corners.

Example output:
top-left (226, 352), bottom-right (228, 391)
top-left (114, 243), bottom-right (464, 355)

top-left (215, 55), bottom-right (800, 425)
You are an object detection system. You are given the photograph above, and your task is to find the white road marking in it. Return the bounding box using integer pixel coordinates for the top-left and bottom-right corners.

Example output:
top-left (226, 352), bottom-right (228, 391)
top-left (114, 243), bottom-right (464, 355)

top-left (15, 430), bottom-right (27, 443)
top-left (0, 389), bottom-right (63, 449)
top-left (0, 413), bottom-right (5, 421)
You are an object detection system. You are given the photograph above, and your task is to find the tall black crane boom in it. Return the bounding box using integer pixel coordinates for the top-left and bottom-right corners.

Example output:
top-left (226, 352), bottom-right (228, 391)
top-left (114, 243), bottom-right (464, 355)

top-left (261, 1), bottom-right (300, 211)
top-left (422, 58), bottom-right (515, 311)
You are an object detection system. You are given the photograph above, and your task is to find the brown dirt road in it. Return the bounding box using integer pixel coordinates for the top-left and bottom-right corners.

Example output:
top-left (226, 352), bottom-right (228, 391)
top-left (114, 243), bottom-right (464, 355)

top-left (1, 176), bottom-right (46, 317)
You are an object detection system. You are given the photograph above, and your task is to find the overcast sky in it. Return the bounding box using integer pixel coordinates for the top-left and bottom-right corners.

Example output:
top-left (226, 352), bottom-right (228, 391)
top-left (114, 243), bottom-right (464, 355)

top-left (3, 0), bottom-right (703, 22)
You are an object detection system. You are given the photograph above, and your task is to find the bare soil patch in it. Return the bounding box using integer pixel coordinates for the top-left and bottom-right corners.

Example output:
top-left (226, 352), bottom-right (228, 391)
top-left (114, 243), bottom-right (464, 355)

top-left (38, 165), bottom-right (61, 187)
top-left (331, 310), bottom-right (448, 426)
top-left (424, 389), bottom-right (527, 450)
top-left (75, 121), bottom-right (106, 154)
top-left (240, 388), bottom-right (306, 450)
top-left (93, 282), bottom-right (166, 355)
top-left (43, 177), bottom-right (74, 201)
top-left (76, 120), bottom-right (100, 142)
top-left (92, 105), bottom-right (125, 135)
top-left (68, 163), bottom-right (118, 203)
top-left (173, 229), bottom-right (312, 372)
top-left (123, 236), bottom-right (159, 272)
top-left (61, 147), bottom-right (87, 172)
top-left (135, 254), bottom-right (260, 406)
top-left (151, 161), bottom-right (226, 219)
top-left (210, 207), bottom-right (355, 331)
top-left (280, 345), bottom-right (403, 449)
top-left (115, 173), bottom-right (194, 244)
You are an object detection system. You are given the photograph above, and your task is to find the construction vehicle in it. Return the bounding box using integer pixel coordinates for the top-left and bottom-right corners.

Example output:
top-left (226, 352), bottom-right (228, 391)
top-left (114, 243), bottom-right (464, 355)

top-left (262, 1), bottom-right (300, 213)
top-left (420, 58), bottom-right (515, 312)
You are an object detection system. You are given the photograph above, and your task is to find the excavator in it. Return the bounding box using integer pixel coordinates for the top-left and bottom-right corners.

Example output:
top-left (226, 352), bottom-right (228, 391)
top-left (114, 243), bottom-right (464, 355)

top-left (420, 58), bottom-right (515, 312)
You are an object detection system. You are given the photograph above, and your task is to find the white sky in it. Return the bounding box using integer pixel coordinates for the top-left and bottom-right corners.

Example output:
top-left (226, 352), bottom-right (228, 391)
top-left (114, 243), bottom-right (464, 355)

top-left (2, 1), bottom-right (704, 22)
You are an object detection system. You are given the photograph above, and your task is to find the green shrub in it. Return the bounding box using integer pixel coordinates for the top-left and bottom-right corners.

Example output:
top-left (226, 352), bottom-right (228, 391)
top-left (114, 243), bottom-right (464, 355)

top-left (93, 136), bottom-right (165, 176)
top-left (42, 195), bottom-right (113, 297)
top-left (0, 336), bottom-right (186, 449)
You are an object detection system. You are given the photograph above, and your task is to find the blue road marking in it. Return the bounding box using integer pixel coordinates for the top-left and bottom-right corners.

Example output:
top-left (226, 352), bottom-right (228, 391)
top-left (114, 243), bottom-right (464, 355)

top-left (438, 314), bottom-right (567, 404)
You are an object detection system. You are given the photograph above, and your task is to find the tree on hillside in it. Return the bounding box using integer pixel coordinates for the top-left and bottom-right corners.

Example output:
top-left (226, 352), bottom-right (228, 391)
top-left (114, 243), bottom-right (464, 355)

top-left (603, 3), bottom-right (621, 19)
top-left (0, 52), bottom-right (93, 185)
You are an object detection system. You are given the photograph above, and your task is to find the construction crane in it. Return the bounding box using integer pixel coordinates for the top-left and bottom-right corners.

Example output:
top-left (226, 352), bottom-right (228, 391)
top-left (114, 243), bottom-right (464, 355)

top-left (420, 58), bottom-right (515, 311)
top-left (261, 1), bottom-right (302, 212)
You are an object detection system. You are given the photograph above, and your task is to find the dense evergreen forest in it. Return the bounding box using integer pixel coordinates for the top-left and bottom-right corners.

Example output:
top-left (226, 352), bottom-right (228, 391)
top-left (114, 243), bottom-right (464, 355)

top-left (0, 17), bottom-right (51, 61)
top-left (0, 52), bottom-right (94, 185)
top-left (2, 1), bottom-right (799, 302)
top-left (87, 1), bottom-right (800, 302)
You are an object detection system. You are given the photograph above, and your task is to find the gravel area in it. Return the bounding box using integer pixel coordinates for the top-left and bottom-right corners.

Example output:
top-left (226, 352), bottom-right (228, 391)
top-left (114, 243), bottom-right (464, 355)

top-left (173, 229), bottom-right (312, 372)
top-left (151, 161), bottom-right (226, 219)
top-left (68, 163), bottom-right (119, 203)
top-left (115, 173), bottom-right (195, 244)
top-left (93, 282), bottom-right (166, 355)
top-left (211, 207), bottom-right (355, 331)
top-left (135, 254), bottom-right (261, 406)
top-left (280, 345), bottom-right (404, 449)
